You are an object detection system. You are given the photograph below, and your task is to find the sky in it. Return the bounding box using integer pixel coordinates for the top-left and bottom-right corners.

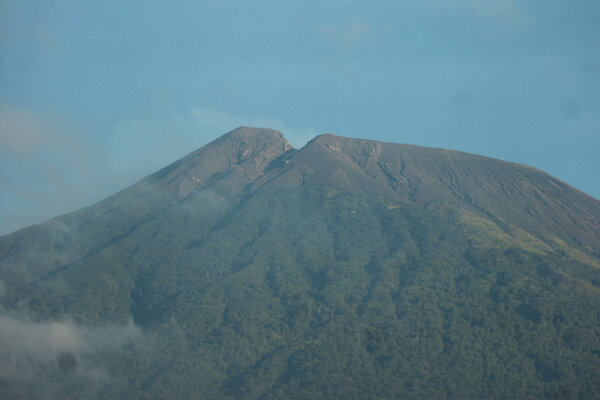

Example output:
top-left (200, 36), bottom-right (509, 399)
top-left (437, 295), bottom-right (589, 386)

top-left (0, 0), bottom-right (599, 235)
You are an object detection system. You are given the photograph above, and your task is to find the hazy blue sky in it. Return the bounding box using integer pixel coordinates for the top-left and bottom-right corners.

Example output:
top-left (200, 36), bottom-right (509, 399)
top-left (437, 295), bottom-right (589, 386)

top-left (1, 0), bottom-right (599, 234)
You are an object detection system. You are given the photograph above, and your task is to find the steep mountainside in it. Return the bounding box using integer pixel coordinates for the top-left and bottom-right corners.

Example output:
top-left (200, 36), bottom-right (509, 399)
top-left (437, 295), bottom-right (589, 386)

top-left (1, 127), bottom-right (599, 399)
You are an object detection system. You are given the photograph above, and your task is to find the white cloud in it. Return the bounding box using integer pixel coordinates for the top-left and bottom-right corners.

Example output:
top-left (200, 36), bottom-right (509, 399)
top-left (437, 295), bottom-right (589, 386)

top-left (0, 313), bottom-right (145, 381)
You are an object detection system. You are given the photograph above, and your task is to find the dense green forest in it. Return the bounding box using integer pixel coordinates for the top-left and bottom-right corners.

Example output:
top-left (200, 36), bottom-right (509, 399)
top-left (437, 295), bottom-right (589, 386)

top-left (2, 184), bottom-right (599, 399)
top-left (1, 129), bottom-right (599, 399)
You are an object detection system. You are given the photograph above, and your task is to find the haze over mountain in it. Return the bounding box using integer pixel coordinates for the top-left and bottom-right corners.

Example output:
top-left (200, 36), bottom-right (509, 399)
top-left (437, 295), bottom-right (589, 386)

top-left (1, 127), bottom-right (599, 399)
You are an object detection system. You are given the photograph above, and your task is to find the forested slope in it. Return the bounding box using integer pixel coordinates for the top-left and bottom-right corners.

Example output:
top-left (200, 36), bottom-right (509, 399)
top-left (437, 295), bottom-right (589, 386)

top-left (1, 127), bottom-right (599, 399)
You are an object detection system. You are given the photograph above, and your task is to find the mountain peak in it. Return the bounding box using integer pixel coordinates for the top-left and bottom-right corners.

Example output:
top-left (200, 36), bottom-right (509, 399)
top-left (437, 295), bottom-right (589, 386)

top-left (223, 126), bottom-right (288, 141)
top-left (124, 127), bottom-right (599, 249)
top-left (148, 127), bottom-right (292, 196)
top-left (268, 131), bottom-right (600, 249)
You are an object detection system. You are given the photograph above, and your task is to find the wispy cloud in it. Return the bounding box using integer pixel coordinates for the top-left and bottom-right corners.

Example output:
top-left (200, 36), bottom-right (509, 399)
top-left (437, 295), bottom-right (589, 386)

top-left (0, 103), bottom-right (317, 234)
top-left (0, 311), bottom-right (146, 397)
top-left (0, 105), bottom-right (50, 152)
top-left (313, 20), bottom-right (371, 83)
top-left (189, 106), bottom-right (317, 148)
top-left (0, 104), bottom-right (108, 234)
top-left (107, 107), bottom-right (316, 179)
top-left (316, 21), bottom-right (371, 52)
top-left (460, 0), bottom-right (528, 25)
top-left (470, 0), bottom-right (519, 18)
top-left (419, 0), bottom-right (527, 26)
top-left (106, 115), bottom-right (198, 175)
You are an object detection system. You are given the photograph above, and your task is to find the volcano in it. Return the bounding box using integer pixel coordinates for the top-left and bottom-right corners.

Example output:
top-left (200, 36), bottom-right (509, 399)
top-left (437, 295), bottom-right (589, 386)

top-left (1, 127), bottom-right (599, 399)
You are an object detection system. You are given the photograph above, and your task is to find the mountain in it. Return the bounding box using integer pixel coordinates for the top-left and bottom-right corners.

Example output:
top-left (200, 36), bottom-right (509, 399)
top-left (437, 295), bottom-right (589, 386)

top-left (1, 127), bottom-right (599, 399)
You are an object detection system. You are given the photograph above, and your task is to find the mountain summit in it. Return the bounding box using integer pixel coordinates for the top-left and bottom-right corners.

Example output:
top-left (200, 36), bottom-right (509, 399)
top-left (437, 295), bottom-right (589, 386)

top-left (1, 127), bottom-right (599, 399)
top-left (147, 126), bottom-right (293, 196)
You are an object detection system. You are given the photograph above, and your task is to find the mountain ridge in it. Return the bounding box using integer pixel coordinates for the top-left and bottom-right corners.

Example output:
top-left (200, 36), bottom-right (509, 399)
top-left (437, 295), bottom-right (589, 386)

top-left (1, 127), bottom-right (599, 399)
top-left (144, 126), bottom-right (293, 197)
top-left (227, 127), bottom-right (599, 250)
top-left (3, 126), bottom-right (599, 272)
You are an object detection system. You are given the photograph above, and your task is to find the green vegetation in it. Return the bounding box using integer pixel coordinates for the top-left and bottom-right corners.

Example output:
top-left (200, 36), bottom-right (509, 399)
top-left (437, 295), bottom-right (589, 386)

top-left (1, 128), bottom-right (600, 399)
top-left (1, 184), bottom-right (599, 399)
